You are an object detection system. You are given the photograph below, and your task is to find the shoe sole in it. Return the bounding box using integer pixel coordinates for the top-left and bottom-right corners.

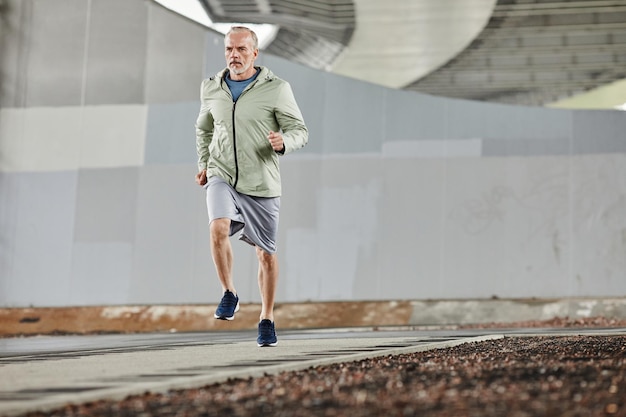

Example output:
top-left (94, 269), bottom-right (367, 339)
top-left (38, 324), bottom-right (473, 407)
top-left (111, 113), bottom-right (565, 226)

top-left (257, 341), bottom-right (278, 347)
top-left (214, 302), bottom-right (240, 320)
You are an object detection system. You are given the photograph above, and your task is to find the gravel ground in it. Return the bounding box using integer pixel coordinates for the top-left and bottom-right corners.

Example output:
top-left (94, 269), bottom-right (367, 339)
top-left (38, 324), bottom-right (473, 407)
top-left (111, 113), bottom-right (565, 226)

top-left (21, 328), bottom-right (626, 417)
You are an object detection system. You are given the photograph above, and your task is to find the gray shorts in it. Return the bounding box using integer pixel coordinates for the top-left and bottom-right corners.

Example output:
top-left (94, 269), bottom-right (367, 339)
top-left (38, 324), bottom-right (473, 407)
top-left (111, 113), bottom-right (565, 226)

top-left (204, 176), bottom-right (280, 254)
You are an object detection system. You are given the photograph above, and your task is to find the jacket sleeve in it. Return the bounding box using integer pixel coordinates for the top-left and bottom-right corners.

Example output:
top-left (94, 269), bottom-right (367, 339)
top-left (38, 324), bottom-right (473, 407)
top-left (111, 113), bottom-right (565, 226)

top-left (275, 82), bottom-right (308, 155)
top-left (195, 79), bottom-right (214, 171)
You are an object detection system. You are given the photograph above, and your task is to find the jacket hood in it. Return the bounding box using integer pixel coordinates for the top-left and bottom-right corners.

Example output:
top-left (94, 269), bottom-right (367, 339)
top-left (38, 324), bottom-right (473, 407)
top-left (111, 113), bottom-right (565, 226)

top-left (215, 66), bottom-right (275, 82)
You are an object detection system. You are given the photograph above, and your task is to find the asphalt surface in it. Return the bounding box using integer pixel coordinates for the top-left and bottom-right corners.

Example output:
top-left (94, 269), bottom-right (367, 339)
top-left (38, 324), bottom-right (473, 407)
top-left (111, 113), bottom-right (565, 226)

top-left (1, 326), bottom-right (625, 416)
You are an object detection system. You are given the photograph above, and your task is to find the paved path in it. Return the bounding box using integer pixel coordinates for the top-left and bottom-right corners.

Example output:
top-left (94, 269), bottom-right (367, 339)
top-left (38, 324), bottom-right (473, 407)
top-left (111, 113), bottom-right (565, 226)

top-left (1, 327), bottom-right (625, 416)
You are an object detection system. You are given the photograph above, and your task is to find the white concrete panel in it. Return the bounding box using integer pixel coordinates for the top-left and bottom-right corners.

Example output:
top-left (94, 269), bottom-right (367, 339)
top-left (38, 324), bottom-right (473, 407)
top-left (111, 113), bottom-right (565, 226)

top-left (0, 107), bottom-right (82, 172)
top-left (0, 171), bottom-right (77, 307)
top-left (284, 229), bottom-right (321, 301)
top-left (384, 90), bottom-right (447, 141)
top-left (131, 165), bottom-right (197, 304)
top-left (73, 167), bottom-right (139, 243)
top-left (443, 156), bottom-right (572, 298)
top-left (315, 158), bottom-right (382, 300)
top-left (0, 109), bottom-right (25, 172)
top-left (378, 157), bottom-right (447, 300)
top-left (23, 108), bottom-right (83, 172)
top-left (23, 0), bottom-right (87, 106)
top-left (572, 110), bottom-right (626, 154)
top-left (0, 173), bottom-right (19, 306)
top-left (322, 77), bottom-right (385, 154)
top-left (318, 231), bottom-right (360, 300)
top-left (145, 102), bottom-right (199, 164)
top-left (446, 99), bottom-right (573, 141)
top-left (570, 154), bottom-right (626, 296)
top-left (144, 3), bottom-right (206, 103)
top-left (383, 139), bottom-right (482, 158)
top-left (190, 190), bottom-right (217, 303)
top-left (278, 159), bottom-right (323, 302)
top-left (483, 138), bottom-right (571, 157)
top-left (83, 0), bottom-right (148, 105)
top-left (70, 242), bottom-right (133, 305)
top-left (79, 105), bottom-right (147, 168)
top-left (280, 157), bottom-right (382, 302)
top-left (1, 0), bottom-right (28, 107)
top-left (0, 106), bottom-right (147, 172)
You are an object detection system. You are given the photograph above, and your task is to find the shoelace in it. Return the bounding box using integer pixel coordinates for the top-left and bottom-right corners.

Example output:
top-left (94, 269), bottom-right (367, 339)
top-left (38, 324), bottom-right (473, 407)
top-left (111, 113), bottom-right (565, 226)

top-left (259, 322), bottom-right (275, 339)
top-left (218, 294), bottom-right (237, 311)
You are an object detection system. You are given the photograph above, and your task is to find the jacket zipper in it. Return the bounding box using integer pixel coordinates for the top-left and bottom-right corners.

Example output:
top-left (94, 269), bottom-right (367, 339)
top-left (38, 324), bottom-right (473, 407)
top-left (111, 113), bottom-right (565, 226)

top-left (227, 73), bottom-right (267, 190)
top-left (231, 99), bottom-right (239, 189)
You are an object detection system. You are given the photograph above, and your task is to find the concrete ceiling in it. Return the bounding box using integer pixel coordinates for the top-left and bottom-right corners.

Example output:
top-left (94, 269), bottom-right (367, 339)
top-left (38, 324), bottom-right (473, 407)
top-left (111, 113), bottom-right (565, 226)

top-left (331, 0), bottom-right (497, 89)
top-left (406, 0), bottom-right (626, 106)
top-left (197, 0), bottom-right (626, 108)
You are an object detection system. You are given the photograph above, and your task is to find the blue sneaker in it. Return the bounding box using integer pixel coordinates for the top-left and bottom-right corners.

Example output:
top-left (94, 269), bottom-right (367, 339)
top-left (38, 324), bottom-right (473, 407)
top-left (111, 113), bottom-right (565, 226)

top-left (257, 319), bottom-right (278, 347)
top-left (214, 290), bottom-right (239, 320)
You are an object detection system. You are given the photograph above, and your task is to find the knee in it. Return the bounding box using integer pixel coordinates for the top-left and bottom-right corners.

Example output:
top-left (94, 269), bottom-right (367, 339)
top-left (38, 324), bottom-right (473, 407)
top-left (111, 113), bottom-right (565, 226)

top-left (256, 247), bottom-right (277, 267)
top-left (210, 218), bottom-right (230, 241)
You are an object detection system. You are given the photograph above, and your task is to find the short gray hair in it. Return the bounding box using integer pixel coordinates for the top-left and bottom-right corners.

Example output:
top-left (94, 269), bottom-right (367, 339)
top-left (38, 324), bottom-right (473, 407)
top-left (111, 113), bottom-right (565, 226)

top-left (225, 26), bottom-right (259, 50)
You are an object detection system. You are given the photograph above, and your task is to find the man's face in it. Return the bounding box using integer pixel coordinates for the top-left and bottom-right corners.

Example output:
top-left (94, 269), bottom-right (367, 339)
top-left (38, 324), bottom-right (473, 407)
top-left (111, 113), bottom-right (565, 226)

top-left (225, 32), bottom-right (258, 79)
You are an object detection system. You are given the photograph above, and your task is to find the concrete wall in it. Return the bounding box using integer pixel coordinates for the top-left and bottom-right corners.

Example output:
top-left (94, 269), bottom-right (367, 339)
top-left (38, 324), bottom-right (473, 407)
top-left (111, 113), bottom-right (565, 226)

top-left (1, 0), bottom-right (625, 308)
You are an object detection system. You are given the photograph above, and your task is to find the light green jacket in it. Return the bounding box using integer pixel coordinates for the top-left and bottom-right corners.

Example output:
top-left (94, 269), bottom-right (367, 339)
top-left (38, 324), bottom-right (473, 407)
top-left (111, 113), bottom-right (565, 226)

top-left (196, 66), bottom-right (308, 197)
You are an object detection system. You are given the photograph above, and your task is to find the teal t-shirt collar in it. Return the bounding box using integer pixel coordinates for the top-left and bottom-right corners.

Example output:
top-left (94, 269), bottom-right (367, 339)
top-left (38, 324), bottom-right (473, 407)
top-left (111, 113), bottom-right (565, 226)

top-left (225, 68), bottom-right (260, 101)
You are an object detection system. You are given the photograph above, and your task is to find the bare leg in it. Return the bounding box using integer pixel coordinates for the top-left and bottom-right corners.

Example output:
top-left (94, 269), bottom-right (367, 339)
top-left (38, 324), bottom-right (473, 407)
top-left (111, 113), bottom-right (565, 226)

top-left (257, 246), bottom-right (278, 321)
top-left (210, 218), bottom-right (236, 294)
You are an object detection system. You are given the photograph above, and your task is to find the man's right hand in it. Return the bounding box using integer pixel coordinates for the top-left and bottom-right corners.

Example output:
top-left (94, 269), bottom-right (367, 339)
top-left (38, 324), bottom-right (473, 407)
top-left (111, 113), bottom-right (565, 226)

top-left (195, 170), bottom-right (207, 186)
